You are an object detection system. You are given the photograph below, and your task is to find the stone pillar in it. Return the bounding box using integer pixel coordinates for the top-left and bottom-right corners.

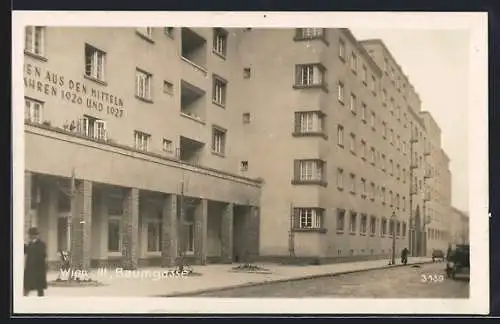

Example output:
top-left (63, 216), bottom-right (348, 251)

top-left (161, 194), bottom-right (178, 267)
top-left (220, 203), bottom-right (234, 264)
top-left (194, 199), bottom-right (208, 265)
top-left (71, 180), bottom-right (93, 271)
top-left (122, 188), bottom-right (139, 270)
top-left (245, 206), bottom-right (260, 262)
top-left (24, 171), bottom-right (32, 241)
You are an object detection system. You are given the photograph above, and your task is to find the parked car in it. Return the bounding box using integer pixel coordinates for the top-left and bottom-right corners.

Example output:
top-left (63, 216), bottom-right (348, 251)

top-left (432, 249), bottom-right (445, 262)
top-left (445, 244), bottom-right (470, 280)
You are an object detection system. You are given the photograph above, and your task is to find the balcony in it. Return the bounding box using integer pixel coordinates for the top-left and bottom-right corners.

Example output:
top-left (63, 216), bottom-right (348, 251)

top-left (181, 28), bottom-right (207, 71)
top-left (180, 80), bottom-right (206, 123)
top-left (178, 136), bottom-right (205, 165)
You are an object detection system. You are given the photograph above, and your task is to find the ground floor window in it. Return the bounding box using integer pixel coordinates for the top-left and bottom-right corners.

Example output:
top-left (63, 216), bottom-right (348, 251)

top-left (146, 221), bottom-right (162, 252)
top-left (108, 218), bottom-right (121, 253)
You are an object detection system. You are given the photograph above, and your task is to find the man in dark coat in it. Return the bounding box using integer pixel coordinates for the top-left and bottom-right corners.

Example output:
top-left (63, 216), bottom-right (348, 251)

top-left (24, 227), bottom-right (47, 296)
top-left (400, 247), bottom-right (409, 265)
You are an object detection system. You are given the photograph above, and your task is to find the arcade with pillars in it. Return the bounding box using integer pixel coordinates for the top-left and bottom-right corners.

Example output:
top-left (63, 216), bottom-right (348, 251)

top-left (24, 171), bottom-right (260, 270)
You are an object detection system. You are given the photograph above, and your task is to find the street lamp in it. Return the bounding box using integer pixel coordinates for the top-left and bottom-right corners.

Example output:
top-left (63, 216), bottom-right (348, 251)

top-left (391, 211), bottom-right (397, 265)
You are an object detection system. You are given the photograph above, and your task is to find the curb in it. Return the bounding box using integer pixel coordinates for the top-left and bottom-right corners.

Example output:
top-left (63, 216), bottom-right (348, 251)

top-left (157, 260), bottom-right (434, 297)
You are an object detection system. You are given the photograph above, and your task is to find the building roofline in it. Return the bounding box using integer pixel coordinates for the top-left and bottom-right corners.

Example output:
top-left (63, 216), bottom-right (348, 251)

top-left (408, 104), bottom-right (426, 130)
top-left (419, 110), bottom-right (442, 134)
top-left (339, 29), bottom-right (383, 77)
top-left (359, 38), bottom-right (422, 103)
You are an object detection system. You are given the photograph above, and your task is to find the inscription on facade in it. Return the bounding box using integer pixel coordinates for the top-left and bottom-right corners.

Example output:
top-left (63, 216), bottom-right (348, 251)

top-left (23, 63), bottom-right (125, 118)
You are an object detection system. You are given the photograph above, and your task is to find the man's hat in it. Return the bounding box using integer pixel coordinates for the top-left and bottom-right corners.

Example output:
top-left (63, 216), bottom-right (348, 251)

top-left (28, 227), bottom-right (39, 235)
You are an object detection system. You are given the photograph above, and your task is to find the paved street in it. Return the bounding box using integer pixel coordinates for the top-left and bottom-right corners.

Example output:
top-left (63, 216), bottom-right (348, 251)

top-left (194, 262), bottom-right (469, 298)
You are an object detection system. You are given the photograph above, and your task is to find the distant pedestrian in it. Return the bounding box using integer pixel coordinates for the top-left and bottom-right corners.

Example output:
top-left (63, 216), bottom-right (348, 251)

top-left (400, 247), bottom-right (409, 265)
top-left (24, 227), bottom-right (47, 297)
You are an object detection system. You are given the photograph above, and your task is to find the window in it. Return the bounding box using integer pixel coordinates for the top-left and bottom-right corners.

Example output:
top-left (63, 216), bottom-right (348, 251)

top-left (370, 182), bottom-right (375, 201)
top-left (371, 75), bottom-right (377, 93)
top-left (337, 82), bottom-right (345, 103)
top-left (389, 129), bottom-right (394, 144)
top-left (77, 115), bottom-right (107, 141)
top-left (339, 39), bottom-right (346, 60)
top-left (337, 168), bottom-right (344, 188)
top-left (108, 218), bottom-right (121, 253)
top-left (350, 52), bottom-right (358, 73)
top-left (389, 220), bottom-right (395, 236)
top-left (370, 111), bottom-right (375, 129)
top-left (134, 131), bottom-right (150, 151)
top-left (402, 168), bottom-right (406, 183)
top-left (212, 127), bottom-right (226, 155)
top-left (243, 68), bottom-right (251, 78)
top-left (361, 178), bottom-right (367, 197)
top-left (337, 125), bottom-right (344, 147)
top-left (24, 97), bottom-right (43, 123)
top-left (84, 44), bottom-right (106, 81)
top-left (362, 65), bottom-right (368, 84)
top-left (383, 57), bottom-right (389, 73)
top-left (360, 214), bottom-right (367, 234)
top-left (370, 216), bottom-right (376, 235)
top-left (295, 208), bottom-right (323, 229)
top-left (24, 26), bottom-right (45, 56)
top-left (360, 140), bottom-right (367, 160)
top-left (381, 154), bottom-right (386, 171)
top-left (297, 28), bottom-right (324, 39)
top-left (382, 122), bottom-right (387, 138)
top-left (164, 27), bottom-right (174, 38)
top-left (396, 194), bottom-right (400, 209)
top-left (349, 133), bottom-right (356, 153)
top-left (213, 28), bottom-right (228, 57)
top-left (146, 221), bottom-right (162, 252)
top-left (162, 138), bottom-right (173, 153)
top-left (213, 75), bottom-right (227, 107)
top-left (389, 190), bottom-right (394, 206)
top-left (136, 69), bottom-right (152, 100)
top-left (240, 161), bottom-right (249, 172)
top-left (361, 102), bottom-right (367, 121)
top-left (370, 147), bottom-right (375, 164)
top-left (381, 218), bottom-right (387, 236)
top-left (295, 160), bottom-right (325, 182)
top-left (350, 173), bottom-right (356, 193)
top-left (389, 159), bottom-right (394, 175)
top-left (243, 112), bottom-right (251, 124)
top-left (163, 81), bottom-right (174, 94)
top-left (294, 111), bottom-right (324, 134)
top-left (337, 209), bottom-right (345, 231)
top-left (396, 164), bottom-right (401, 179)
top-left (295, 64), bottom-right (326, 87)
top-left (382, 89), bottom-right (387, 103)
top-left (396, 135), bottom-right (401, 151)
top-left (349, 93), bottom-right (357, 113)
top-left (137, 27), bottom-right (153, 39)
top-left (402, 222), bottom-right (407, 237)
top-left (349, 212), bottom-right (357, 233)
top-left (382, 187), bottom-right (386, 204)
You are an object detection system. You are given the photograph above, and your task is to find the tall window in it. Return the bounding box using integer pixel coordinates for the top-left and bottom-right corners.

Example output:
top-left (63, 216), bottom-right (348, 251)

top-left (362, 65), bottom-right (368, 84)
top-left (337, 81), bottom-right (345, 103)
top-left (107, 195), bottom-right (123, 253)
top-left (295, 111), bottom-right (323, 134)
top-left (136, 69), bottom-right (152, 100)
top-left (213, 75), bottom-right (227, 106)
top-left (349, 93), bottom-right (357, 113)
top-left (212, 127), bottom-right (226, 154)
top-left (339, 39), bottom-right (346, 60)
top-left (361, 178), bottom-right (367, 197)
top-left (350, 52), bottom-right (358, 72)
top-left (296, 160), bottom-right (325, 182)
top-left (361, 102), bottom-right (367, 121)
top-left (370, 111), bottom-right (376, 129)
top-left (349, 133), bottom-right (356, 153)
top-left (382, 122), bottom-right (387, 138)
top-left (24, 97), bottom-right (43, 124)
top-left (337, 168), bottom-right (343, 188)
top-left (85, 44), bottom-right (106, 81)
top-left (370, 182), bottom-right (375, 200)
top-left (337, 125), bottom-right (344, 146)
top-left (371, 75), bottom-right (377, 92)
top-left (360, 140), bottom-right (367, 160)
top-left (360, 214), bottom-right (367, 234)
top-left (295, 64), bottom-right (325, 87)
top-left (349, 212), bottom-right (357, 233)
top-left (213, 28), bottom-right (228, 57)
top-left (77, 115), bottom-right (107, 141)
top-left (370, 216), bottom-right (376, 235)
top-left (337, 209), bottom-right (346, 231)
top-left (134, 131), bottom-right (150, 151)
top-left (370, 147), bottom-right (375, 164)
top-left (350, 173), bottom-right (356, 193)
top-left (25, 26), bottom-right (45, 56)
top-left (402, 222), bottom-right (407, 237)
top-left (381, 218), bottom-right (387, 236)
top-left (296, 208), bottom-right (323, 229)
top-left (146, 220), bottom-right (162, 252)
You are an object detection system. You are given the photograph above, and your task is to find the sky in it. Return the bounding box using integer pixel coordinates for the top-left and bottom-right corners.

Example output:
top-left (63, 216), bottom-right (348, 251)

top-left (350, 29), bottom-right (470, 213)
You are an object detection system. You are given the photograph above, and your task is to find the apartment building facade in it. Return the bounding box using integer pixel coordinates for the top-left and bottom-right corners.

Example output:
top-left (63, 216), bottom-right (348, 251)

top-left (22, 26), bottom-right (454, 269)
top-left (23, 27), bottom-right (262, 269)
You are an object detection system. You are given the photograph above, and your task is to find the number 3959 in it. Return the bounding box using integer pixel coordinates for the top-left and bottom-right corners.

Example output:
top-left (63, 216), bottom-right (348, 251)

top-left (420, 274), bottom-right (444, 283)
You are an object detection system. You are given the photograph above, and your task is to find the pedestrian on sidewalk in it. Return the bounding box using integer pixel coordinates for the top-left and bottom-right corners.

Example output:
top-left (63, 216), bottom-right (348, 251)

top-left (24, 227), bottom-right (48, 297)
top-left (400, 247), bottom-right (409, 265)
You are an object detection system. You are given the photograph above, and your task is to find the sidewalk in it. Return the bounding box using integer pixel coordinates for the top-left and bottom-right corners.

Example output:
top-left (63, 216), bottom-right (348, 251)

top-left (43, 257), bottom-right (432, 297)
